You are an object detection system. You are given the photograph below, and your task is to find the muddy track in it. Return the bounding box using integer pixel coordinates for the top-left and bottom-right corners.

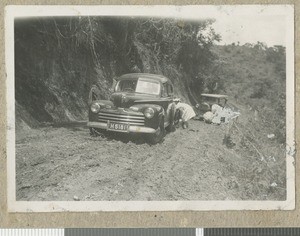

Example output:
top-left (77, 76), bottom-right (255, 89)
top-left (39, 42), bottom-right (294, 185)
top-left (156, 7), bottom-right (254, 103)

top-left (16, 118), bottom-right (286, 201)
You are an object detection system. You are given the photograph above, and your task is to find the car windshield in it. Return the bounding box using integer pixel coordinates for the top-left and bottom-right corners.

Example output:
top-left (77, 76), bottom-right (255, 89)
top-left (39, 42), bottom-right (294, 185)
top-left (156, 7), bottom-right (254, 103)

top-left (116, 80), bottom-right (137, 92)
top-left (116, 78), bottom-right (160, 95)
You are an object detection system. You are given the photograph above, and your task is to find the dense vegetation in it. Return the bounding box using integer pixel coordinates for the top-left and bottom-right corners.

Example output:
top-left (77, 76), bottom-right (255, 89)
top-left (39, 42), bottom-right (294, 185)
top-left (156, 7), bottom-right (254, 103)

top-left (15, 16), bottom-right (219, 124)
top-left (212, 43), bottom-right (286, 143)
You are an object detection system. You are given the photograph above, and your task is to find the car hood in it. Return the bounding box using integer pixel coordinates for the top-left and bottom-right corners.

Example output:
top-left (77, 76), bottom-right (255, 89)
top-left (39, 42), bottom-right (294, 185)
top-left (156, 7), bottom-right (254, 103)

top-left (110, 92), bottom-right (160, 108)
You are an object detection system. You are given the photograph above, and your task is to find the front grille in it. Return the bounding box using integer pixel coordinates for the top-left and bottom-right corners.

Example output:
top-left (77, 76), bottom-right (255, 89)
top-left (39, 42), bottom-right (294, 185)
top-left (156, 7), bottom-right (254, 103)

top-left (98, 111), bottom-right (145, 126)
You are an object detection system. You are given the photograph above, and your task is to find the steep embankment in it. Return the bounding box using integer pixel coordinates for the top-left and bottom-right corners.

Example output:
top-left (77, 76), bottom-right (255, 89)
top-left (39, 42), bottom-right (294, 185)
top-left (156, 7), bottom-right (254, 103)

top-left (15, 18), bottom-right (129, 126)
top-left (15, 17), bottom-right (214, 129)
top-left (15, 18), bottom-right (286, 145)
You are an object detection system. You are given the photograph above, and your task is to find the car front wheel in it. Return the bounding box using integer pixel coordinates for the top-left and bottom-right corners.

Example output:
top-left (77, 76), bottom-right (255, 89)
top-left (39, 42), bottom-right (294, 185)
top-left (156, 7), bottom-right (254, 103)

top-left (90, 127), bottom-right (104, 137)
top-left (166, 104), bottom-right (176, 132)
top-left (146, 117), bottom-right (166, 144)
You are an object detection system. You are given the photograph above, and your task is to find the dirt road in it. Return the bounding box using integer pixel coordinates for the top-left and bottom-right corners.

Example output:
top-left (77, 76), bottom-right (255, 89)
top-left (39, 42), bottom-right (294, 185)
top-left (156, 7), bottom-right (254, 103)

top-left (16, 117), bottom-right (286, 201)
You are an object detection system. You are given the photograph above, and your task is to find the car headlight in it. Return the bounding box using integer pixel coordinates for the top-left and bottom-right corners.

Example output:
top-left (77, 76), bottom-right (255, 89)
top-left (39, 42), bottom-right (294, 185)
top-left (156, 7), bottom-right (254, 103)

top-left (144, 107), bottom-right (155, 119)
top-left (129, 106), bottom-right (139, 112)
top-left (91, 103), bottom-right (101, 113)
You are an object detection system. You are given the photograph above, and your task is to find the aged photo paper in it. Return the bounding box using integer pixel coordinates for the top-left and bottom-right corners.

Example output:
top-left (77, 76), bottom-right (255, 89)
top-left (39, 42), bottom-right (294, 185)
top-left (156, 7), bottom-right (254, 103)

top-left (5, 5), bottom-right (295, 212)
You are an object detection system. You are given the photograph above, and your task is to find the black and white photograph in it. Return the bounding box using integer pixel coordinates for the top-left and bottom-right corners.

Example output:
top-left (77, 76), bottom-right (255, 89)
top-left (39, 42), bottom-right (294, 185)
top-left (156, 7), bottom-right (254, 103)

top-left (6, 5), bottom-right (295, 211)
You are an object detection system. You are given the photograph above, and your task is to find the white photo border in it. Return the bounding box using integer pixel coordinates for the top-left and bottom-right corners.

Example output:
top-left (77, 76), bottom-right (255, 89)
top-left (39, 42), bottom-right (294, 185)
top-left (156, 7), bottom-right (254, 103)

top-left (5, 5), bottom-right (295, 212)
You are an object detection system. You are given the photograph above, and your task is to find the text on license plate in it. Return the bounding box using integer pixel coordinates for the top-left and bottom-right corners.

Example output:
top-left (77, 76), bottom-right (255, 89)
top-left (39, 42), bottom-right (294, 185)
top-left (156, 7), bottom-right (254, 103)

top-left (107, 121), bottom-right (129, 132)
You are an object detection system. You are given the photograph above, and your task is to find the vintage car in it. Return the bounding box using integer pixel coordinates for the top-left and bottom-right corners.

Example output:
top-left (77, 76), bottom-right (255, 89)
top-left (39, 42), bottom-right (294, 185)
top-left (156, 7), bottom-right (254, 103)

top-left (87, 73), bottom-right (176, 144)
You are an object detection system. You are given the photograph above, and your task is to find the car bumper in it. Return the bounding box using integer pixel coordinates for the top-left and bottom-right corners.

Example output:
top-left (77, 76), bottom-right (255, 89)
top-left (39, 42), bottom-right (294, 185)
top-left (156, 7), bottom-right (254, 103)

top-left (87, 121), bottom-right (157, 134)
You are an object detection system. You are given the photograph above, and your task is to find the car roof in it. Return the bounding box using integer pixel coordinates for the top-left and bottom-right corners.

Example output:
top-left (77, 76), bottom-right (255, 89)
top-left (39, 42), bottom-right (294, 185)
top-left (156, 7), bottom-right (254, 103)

top-left (117, 73), bottom-right (170, 83)
top-left (201, 93), bottom-right (228, 99)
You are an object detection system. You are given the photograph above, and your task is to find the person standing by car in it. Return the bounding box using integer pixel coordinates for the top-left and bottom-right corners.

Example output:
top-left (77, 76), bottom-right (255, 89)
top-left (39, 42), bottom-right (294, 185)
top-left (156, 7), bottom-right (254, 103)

top-left (174, 98), bottom-right (196, 129)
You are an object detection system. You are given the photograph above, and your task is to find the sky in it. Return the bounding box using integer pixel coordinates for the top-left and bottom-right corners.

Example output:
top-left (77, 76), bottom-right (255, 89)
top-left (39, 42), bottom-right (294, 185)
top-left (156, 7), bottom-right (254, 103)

top-left (211, 15), bottom-right (286, 47)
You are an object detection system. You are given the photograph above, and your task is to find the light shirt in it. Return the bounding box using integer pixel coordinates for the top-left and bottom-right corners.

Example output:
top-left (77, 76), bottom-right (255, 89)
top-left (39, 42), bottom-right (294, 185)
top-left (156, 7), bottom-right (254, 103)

top-left (175, 102), bottom-right (196, 122)
top-left (212, 105), bottom-right (240, 124)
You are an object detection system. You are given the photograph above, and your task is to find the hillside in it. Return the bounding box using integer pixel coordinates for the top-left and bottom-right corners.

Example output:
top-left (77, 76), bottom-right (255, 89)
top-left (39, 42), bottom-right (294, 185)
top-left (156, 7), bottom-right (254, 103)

top-left (15, 17), bottom-right (218, 128)
top-left (14, 17), bottom-right (287, 201)
top-left (211, 43), bottom-right (286, 143)
top-left (15, 18), bottom-right (285, 143)
top-left (14, 17), bottom-right (286, 149)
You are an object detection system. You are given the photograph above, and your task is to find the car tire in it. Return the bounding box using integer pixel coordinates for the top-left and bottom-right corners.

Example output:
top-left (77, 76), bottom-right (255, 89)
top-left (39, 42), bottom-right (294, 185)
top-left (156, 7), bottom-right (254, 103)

top-left (146, 117), bottom-right (166, 144)
top-left (90, 127), bottom-right (103, 137)
top-left (166, 104), bottom-right (176, 132)
top-left (201, 102), bottom-right (211, 112)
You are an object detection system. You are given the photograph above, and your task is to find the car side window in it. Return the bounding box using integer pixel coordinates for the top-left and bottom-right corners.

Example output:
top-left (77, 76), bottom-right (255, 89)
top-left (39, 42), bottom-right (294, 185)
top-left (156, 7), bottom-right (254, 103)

top-left (161, 83), bottom-right (168, 97)
top-left (167, 84), bottom-right (173, 97)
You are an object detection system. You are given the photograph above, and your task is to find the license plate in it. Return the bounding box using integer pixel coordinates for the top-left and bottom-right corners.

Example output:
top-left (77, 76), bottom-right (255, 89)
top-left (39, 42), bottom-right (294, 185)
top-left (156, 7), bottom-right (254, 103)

top-left (107, 121), bottom-right (129, 132)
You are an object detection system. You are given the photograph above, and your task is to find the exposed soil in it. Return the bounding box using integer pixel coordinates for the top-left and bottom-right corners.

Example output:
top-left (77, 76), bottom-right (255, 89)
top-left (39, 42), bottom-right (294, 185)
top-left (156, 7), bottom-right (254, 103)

top-left (16, 112), bottom-right (286, 201)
